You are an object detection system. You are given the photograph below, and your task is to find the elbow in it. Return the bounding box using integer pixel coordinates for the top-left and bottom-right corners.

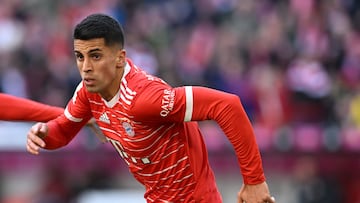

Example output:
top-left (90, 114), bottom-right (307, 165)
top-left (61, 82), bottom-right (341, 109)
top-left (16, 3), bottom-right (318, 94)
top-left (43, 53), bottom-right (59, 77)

top-left (216, 93), bottom-right (249, 122)
top-left (223, 93), bottom-right (242, 110)
top-left (228, 93), bottom-right (241, 104)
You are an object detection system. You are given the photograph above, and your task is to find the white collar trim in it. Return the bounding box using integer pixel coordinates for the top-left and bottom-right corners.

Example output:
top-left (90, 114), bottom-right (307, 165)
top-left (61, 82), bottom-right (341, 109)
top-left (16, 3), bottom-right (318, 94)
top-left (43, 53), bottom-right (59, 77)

top-left (102, 62), bottom-right (131, 108)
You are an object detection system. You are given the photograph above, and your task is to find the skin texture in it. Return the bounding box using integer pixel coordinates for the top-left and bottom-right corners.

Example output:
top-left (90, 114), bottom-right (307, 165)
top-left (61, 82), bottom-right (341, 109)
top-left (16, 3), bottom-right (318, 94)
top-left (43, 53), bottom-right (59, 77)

top-left (74, 38), bottom-right (126, 101)
top-left (238, 182), bottom-right (275, 203)
top-left (27, 37), bottom-right (276, 203)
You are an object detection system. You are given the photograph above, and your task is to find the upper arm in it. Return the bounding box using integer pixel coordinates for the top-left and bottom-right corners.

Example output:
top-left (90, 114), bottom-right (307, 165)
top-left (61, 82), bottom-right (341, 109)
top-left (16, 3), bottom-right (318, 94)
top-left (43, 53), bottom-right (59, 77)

top-left (131, 82), bottom-right (188, 123)
top-left (131, 84), bottom-right (239, 123)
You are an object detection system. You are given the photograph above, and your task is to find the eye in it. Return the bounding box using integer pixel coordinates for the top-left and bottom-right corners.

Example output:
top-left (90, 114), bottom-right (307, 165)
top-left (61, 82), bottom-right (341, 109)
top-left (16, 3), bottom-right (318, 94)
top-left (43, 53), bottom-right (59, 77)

top-left (91, 53), bottom-right (101, 60)
top-left (75, 53), bottom-right (84, 61)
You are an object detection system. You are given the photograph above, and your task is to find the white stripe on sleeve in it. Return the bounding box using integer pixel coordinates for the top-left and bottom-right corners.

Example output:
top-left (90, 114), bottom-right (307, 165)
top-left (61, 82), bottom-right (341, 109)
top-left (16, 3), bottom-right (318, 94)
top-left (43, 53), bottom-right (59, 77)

top-left (64, 107), bottom-right (83, 122)
top-left (184, 86), bottom-right (193, 122)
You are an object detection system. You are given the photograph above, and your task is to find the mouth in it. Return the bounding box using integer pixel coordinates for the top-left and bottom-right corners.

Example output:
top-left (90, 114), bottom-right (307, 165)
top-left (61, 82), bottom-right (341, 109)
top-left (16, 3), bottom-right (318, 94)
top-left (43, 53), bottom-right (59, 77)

top-left (83, 78), bottom-right (96, 86)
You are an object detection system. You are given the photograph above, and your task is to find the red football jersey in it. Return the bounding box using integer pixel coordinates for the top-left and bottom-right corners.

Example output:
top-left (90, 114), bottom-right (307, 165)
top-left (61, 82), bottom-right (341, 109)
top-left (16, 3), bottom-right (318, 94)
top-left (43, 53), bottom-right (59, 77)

top-left (0, 93), bottom-right (63, 122)
top-left (44, 59), bottom-right (265, 202)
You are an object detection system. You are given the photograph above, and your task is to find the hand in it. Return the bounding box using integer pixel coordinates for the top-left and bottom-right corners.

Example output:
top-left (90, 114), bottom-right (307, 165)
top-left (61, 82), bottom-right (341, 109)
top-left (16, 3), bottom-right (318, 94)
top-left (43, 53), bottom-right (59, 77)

top-left (238, 181), bottom-right (275, 203)
top-left (27, 122), bottom-right (48, 155)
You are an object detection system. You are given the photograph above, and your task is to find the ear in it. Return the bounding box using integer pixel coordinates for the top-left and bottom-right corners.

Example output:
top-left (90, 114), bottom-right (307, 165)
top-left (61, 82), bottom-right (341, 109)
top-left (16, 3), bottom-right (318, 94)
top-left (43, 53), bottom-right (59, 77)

top-left (116, 49), bottom-right (126, 68)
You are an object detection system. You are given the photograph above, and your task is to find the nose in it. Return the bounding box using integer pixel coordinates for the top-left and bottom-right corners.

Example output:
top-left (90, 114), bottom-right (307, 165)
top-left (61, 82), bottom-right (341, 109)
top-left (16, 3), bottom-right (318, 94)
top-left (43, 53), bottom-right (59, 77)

top-left (82, 58), bottom-right (92, 73)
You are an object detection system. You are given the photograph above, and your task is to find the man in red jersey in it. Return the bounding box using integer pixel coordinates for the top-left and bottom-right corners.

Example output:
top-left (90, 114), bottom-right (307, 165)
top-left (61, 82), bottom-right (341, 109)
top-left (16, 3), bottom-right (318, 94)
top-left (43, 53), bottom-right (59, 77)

top-left (26, 14), bottom-right (275, 203)
top-left (0, 93), bottom-right (63, 121)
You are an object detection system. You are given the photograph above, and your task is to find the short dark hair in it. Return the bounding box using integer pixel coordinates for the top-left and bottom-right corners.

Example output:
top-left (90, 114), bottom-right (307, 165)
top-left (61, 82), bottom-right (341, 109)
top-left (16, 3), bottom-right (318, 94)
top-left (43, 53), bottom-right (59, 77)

top-left (73, 13), bottom-right (125, 48)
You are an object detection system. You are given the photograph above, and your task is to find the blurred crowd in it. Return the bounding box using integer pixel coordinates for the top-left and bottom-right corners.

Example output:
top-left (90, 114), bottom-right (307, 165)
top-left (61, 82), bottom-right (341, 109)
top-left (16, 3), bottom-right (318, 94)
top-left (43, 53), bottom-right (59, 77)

top-left (2, 0), bottom-right (360, 202)
top-left (1, 0), bottom-right (360, 153)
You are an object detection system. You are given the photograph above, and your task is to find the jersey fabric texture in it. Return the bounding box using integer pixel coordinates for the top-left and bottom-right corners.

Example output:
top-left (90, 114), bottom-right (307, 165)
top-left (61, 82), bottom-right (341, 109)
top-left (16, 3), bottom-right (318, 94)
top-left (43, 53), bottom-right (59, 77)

top-left (0, 93), bottom-right (64, 121)
top-left (43, 59), bottom-right (265, 202)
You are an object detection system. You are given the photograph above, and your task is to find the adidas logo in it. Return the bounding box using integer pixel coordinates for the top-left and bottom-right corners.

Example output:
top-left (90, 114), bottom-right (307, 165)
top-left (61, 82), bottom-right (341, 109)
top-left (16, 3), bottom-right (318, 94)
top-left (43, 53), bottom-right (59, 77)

top-left (99, 112), bottom-right (110, 124)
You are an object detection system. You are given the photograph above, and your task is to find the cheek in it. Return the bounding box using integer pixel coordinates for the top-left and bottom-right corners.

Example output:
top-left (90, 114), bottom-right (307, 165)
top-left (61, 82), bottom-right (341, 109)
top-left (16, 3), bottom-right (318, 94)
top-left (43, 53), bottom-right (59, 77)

top-left (97, 62), bottom-right (117, 79)
top-left (76, 61), bottom-right (82, 71)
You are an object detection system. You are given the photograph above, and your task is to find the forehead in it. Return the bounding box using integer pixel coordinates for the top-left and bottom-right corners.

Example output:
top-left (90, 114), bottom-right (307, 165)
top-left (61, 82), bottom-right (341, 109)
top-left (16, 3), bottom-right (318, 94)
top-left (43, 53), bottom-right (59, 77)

top-left (74, 38), bottom-right (106, 53)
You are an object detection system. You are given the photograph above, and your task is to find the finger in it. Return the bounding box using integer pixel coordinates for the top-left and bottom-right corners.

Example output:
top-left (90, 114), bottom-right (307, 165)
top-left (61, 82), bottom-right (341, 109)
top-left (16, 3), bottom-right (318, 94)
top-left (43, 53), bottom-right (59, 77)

top-left (30, 123), bottom-right (41, 134)
top-left (27, 143), bottom-right (39, 155)
top-left (35, 123), bottom-right (48, 139)
top-left (30, 123), bottom-right (45, 138)
top-left (27, 131), bottom-right (45, 148)
top-left (38, 123), bottom-right (47, 134)
top-left (27, 138), bottom-right (40, 155)
top-left (27, 137), bottom-right (43, 151)
top-left (237, 194), bottom-right (243, 203)
top-left (28, 126), bottom-right (46, 147)
top-left (29, 132), bottom-right (46, 148)
top-left (265, 196), bottom-right (276, 203)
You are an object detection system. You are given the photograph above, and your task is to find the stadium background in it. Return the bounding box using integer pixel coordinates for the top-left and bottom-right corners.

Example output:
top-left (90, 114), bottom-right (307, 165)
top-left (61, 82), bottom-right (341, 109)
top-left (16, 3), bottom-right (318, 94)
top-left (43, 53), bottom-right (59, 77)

top-left (1, 0), bottom-right (360, 202)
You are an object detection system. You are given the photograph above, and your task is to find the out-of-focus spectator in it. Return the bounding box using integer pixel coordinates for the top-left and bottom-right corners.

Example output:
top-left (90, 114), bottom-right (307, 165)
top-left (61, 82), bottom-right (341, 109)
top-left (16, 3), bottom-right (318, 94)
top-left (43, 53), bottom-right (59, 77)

top-left (349, 92), bottom-right (360, 127)
top-left (293, 156), bottom-right (343, 203)
top-left (2, 0), bottom-right (360, 202)
top-left (176, 21), bottom-right (217, 85)
top-left (285, 56), bottom-right (333, 123)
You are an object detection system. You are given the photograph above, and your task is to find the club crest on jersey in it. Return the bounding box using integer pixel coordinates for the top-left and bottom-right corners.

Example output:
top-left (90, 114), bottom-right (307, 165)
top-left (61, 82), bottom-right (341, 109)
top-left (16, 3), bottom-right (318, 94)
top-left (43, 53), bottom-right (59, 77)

top-left (120, 118), bottom-right (135, 137)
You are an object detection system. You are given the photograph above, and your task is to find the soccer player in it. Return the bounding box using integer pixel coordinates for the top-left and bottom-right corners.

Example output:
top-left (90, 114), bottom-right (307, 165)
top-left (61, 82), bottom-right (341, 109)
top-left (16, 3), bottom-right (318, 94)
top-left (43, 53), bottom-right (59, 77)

top-left (26, 14), bottom-right (275, 203)
top-left (0, 93), bottom-right (63, 121)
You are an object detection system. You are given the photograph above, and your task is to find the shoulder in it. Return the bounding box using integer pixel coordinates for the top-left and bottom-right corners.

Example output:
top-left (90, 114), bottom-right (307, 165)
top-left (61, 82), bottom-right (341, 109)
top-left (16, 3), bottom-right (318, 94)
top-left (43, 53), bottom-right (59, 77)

top-left (125, 60), bottom-right (171, 97)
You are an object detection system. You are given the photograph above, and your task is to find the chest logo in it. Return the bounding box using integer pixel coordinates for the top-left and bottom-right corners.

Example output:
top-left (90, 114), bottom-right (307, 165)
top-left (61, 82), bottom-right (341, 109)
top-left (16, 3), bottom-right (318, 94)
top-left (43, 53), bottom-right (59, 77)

top-left (99, 112), bottom-right (110, 124)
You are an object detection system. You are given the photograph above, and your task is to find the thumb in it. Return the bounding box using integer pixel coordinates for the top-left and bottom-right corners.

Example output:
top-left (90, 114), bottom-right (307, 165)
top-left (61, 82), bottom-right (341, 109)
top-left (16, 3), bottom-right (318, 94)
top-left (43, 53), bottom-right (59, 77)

top-left (36, 123), bottom-right (48, 139)
top-left (237, 191), bottom-right (244, 203)
top-left (31, 123), bottom-right (42, 133)
top-left (39, 123), bottom-right (47, 133)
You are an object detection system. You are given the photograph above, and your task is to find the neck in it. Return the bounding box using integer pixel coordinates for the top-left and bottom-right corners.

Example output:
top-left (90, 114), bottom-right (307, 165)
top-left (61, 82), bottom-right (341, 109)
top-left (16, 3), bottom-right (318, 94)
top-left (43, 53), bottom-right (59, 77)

top-left (101, 66), bottom-right (125, 101)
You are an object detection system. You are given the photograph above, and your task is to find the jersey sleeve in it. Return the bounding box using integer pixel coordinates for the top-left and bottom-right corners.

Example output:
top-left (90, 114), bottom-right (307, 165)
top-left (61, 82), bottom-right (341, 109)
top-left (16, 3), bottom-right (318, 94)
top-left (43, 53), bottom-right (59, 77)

top-left (43, 82), bottom-right (92, 149)
top-left (190, 86), bottom-right (265, 184)
top-left (0, 93), bottom-right (64, 122)
top-left (130, 81), bottom-right (188, 123)
top-left (132, 85), bottom-right (265, 184)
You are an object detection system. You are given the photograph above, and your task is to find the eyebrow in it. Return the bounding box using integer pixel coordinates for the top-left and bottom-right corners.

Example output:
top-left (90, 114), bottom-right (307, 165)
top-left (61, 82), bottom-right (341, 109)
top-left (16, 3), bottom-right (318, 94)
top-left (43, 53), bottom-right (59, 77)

top-left (74, 48), bottom-right (102, 54)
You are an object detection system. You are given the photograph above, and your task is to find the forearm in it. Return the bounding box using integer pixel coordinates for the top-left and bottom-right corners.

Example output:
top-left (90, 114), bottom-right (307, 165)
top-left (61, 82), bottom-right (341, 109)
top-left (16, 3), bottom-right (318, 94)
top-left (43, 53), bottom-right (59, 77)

top-left (216, 96), bottom-right (265, 184)
top-left (43, 115), bottom-right (86, 149)
top-left (22, 105), bottom-right (63, 122)
top-left (191, 87), bottom-right (265, 184)
top-left (0, 93), bottom-right (64, 122)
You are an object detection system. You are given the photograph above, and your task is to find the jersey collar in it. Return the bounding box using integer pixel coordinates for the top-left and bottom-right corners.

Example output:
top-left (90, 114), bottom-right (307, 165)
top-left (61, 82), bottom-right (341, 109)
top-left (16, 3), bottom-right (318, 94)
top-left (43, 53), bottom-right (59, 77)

top-left (121, 62), bottom-right (131, 81)
top-left (102, 62), bottom-right (131, 108)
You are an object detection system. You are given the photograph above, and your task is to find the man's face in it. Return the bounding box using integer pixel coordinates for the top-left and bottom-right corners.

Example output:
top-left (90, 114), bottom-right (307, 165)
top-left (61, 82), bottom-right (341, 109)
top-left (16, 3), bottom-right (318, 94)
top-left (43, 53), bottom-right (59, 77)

top-left (74, 38), bottom-right (125, 100)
